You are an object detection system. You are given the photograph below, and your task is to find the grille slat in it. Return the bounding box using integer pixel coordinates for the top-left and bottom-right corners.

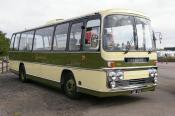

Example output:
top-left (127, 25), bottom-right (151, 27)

top-left (125, 57), bottom-right (149, 63)
top-left (115, 77), bottom-right (154, 87)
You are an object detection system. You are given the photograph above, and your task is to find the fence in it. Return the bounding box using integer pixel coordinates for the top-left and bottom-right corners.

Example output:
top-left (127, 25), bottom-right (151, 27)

top-left (0, 57), bottom-right (9, 73)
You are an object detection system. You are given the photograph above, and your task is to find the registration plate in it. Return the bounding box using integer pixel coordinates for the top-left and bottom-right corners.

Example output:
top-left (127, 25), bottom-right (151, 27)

top-left (131, 89), bottom-right (142, 94)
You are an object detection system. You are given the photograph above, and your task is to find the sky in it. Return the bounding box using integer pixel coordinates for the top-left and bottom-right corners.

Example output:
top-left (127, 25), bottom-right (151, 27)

top-left (0, 0), bottom-right (175, 48)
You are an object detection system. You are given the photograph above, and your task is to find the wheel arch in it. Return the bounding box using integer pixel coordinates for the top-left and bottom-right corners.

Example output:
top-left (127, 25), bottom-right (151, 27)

top-left (18, 62), bottom-right (27, 82)
top-left (19, 62), bottom-right (25, 70)
top-left (60, 69), bottom-right (75, 89)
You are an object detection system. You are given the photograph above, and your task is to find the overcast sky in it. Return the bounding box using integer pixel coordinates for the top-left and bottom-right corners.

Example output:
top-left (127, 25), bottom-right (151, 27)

top-left (0, 0), bottom-right (175, 48)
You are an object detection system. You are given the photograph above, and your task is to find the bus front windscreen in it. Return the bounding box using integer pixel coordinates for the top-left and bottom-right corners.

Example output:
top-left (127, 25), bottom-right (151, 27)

top-left (103, 15), bottom-right (154, 51)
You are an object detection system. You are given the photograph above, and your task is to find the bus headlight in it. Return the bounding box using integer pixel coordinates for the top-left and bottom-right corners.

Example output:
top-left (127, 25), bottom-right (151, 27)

top-left (150, 73), bottom-right (154, 77)
top-left (106, 70), bottom-right (124, 88)
top-left (149, 69), bottom-right (157, 77)
top-left (110, 81), bottom-right (116, 88)
top-left (107, 70), bottom-right (124, 81)
top-left (116, 71), bottom-right (124, 80)
top-left (108, 71), bottom-right (117, 80)
top-left (154, 72), bottom-right (158, 77)
top-left (154, 77), bottom-right (158, 83)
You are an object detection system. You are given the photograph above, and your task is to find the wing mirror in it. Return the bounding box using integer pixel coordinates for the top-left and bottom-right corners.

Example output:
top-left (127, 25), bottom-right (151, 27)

top-left (154, 32), bottom-right (163, 44)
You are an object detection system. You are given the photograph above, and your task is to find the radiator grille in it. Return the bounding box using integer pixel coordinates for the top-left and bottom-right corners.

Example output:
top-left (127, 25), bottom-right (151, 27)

top-left (115, 77), bottom-right (154, 87)
top-left (125, 58), bottom-right (149, 63)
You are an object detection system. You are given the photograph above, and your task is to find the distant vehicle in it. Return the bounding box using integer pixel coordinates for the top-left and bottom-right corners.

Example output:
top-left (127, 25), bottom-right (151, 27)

top-left (9, 9), bottom-right (158, 98)
top-left (157, 50), bottom-right (175, 57)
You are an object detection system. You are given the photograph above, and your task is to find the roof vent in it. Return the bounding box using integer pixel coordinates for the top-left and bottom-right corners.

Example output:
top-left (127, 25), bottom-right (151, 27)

top-left (45, 19), bottom-right (64, 25)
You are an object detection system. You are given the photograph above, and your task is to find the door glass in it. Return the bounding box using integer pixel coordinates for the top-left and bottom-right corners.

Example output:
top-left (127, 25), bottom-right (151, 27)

top-left (85, 19), bottom-right (100, 50)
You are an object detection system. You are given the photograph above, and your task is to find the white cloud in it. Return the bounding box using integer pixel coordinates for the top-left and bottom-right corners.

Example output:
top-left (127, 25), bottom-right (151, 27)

top-left (0, 0), bottom-right (175, 47)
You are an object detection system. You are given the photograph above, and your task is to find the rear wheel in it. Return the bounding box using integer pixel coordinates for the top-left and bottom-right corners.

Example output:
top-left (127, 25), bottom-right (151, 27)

top-left (19, 65), bottom-right (27, 82)
top-left (63, 73), bottom-right (80, 99)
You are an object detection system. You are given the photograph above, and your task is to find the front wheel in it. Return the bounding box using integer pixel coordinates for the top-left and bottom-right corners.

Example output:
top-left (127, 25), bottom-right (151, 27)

top-left (63, 73), bottom-right (80, 99)
top-left (19, 65), bottom-right (27, 82)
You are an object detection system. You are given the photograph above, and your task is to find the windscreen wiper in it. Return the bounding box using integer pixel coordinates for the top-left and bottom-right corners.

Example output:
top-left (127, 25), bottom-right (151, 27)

top-left (148, 49), bottom-right (152, 54)
top-left (124, 37), bottom-right (134, 54)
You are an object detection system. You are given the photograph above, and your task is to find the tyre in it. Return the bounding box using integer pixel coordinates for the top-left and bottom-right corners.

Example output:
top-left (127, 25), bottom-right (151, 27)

top-left (63, 73), bottom-right (80, 99)
top-left (19, 65), bottom-right (27, 82)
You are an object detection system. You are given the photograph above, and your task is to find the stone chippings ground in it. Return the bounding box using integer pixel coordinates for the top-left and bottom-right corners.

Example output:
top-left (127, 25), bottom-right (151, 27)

top-left (0, 63), bottom-right (175, 116)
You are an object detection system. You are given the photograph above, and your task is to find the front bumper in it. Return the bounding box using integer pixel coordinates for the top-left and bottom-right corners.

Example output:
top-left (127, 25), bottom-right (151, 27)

top-left (109, 83), bottom-right (156, 91)
top-left (78, 83), bottom-right (156, 97)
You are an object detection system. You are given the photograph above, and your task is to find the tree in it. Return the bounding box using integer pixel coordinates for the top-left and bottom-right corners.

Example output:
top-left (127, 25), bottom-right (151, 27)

top-left (0, 31), bottom-right (10, 56)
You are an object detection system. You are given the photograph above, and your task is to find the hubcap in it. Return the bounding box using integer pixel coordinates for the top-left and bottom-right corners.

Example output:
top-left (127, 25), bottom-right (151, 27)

top-left (66, 79), bottom-right (76, 95)
top-left (20, 70), bottom-right (25, 81)
top-left (21, 73), bottom-right (24, 81)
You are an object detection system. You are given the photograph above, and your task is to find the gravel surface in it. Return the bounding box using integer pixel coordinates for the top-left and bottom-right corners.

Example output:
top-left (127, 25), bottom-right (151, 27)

top-left (0, 63), bottom-right (175, 116)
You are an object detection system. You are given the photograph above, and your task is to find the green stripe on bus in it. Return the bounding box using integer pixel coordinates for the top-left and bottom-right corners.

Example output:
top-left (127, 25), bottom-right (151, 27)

top-left (9, 52), bottom-right (155, 69)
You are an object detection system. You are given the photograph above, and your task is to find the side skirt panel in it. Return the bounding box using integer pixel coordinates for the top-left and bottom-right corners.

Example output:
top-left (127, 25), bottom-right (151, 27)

top-left (27, 74), bottom-right (61, 89)
top-left (11, 69), bottom-right (61, 90)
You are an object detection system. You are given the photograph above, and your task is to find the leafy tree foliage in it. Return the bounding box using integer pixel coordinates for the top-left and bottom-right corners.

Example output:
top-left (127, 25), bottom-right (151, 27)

top-left (0, 31), bottom-right (10, 56)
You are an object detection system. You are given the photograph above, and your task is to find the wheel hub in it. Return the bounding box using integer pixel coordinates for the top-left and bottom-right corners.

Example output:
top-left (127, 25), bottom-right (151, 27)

top-left (66, 79), bottom-right (75, 94)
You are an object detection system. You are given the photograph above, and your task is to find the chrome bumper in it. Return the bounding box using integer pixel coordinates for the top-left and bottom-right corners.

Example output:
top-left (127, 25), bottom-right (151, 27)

top-left (109, 83), bottom-right (157, 92)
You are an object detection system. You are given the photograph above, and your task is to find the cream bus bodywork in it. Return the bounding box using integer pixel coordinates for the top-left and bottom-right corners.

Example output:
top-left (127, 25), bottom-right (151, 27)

top-left (9, 9), bottom-right (157, 97)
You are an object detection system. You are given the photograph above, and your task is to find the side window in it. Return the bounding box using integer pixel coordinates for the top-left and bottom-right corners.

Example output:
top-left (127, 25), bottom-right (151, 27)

top-left (33, 26), bottom-right (54, 51)
top-left (69, 22), bottom-right (83, 51)
top-left (14, 33), bottom-right (21, 50)
top-left (10, 34), bottom-right (15, 50)
top-left (53, 23), bottom-right (69, 50)
top-left (19, 31), bottom-right (34, 51)
top-left (85, 19), bottom-right (100, 50)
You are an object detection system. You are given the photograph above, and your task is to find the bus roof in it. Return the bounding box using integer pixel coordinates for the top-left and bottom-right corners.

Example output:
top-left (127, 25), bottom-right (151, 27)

top-left (13, 9), bottom-right (149, 34)
top-left (99, 9), bottom-right (149, 18)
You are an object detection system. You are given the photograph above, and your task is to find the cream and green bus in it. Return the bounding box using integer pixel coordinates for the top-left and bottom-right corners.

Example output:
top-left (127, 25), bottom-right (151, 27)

top-left (9, 9), bottom-right (158, 98)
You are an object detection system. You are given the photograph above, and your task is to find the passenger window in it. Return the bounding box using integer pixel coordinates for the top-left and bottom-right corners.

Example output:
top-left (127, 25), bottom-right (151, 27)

top-left (85, 19), bottom-right (100, 50)
top-left (19, 31), bottom-right (34, 51)
top-left (10, 34), bottom-right (15, 50)
top-left (69, 22), bottom-right (83, 51)
top-left (14, 33), bottom-right (21, 50)
top-left (53, 23), bottom-right (69, 50)
top-left (33, 26), bottom-right (54, 51)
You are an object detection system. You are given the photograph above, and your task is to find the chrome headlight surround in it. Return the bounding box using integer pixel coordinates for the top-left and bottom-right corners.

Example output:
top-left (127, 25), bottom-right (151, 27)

top-left (106, 70), bottom-right (124, 88)
top-left (148, 68), bottom-right (157, 77)
top-left (148, 68), bottom-right (158, 83)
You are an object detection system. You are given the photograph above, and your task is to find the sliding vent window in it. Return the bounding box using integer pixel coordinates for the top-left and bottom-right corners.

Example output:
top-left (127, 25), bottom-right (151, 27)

top-left (85, 19), bottom-right (100, 50)
top-left (53, 23), bottom-right (69, 50)
top-left (33, 26), bottom-right (54, 51)
top-left (69, 22), bottom-right (83, 51)
top-left (14, 33), bottom-right (21, 51)
top-left (19, 31), bottom-right (34, 51)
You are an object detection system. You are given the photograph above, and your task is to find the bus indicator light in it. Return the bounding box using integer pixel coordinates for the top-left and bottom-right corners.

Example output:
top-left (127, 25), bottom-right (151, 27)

top-left (108, 62), bottom-right (116, 68)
